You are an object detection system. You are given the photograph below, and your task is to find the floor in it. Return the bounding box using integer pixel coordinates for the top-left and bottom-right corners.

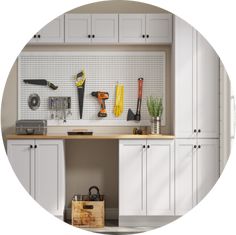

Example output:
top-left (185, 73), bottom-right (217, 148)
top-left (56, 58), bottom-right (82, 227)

top-left (66, 220), bottom-right (156, 234)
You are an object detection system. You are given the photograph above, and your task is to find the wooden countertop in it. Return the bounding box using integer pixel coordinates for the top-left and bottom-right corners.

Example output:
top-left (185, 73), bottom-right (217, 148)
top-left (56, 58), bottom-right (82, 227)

top-left (6, 134), bottom-right (175, 140)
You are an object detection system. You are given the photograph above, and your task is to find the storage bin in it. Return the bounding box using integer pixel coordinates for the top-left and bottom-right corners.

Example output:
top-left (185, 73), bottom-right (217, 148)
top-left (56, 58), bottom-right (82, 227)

top-left (72, 200), bottom-right (105, 228)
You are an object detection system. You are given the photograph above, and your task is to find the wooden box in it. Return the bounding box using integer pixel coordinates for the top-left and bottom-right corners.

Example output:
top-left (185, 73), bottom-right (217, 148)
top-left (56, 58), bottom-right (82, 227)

top-left (72, 200), bottom-right (105, 228)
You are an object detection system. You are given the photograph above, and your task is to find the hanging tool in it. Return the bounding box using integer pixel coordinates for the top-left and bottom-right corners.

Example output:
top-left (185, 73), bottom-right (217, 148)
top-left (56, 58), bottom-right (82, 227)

top-left (23, 79), bottom-right (58, 90)
top-left (113, 83), bottom-right (124, 117)
top-left (127, 77), bottom-right (144, 121)
top-left (75, 70), bottom-right (86, 119)
top-left (28, 93), bottom-right (40, 110)
top-left (91, 91), bottom-right (109, 117)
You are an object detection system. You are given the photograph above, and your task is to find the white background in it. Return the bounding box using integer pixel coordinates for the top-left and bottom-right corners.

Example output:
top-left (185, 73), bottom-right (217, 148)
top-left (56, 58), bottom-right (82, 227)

top-left (0, 0), bottom-right (235, 234)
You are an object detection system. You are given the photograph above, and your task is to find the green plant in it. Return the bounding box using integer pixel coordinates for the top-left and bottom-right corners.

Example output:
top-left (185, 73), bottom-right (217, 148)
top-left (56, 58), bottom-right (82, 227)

top-left (147, 96), bottom-right (163, 118)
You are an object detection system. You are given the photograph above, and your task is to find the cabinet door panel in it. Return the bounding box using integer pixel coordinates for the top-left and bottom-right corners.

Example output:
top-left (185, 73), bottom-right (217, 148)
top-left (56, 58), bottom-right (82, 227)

top-left (92, 14), bottom-right (118, 43)
top-left (175, 139), bottom-right (197, 215)
top-left (146, 14), bottom-right (172, 44)
top-left (174, 17), bottom-right (197, 138)
top-left (34, 140), bottom-right (65, 216)
top-left (65, 14), bottom-right (91, 43)
top-left (197, 139), bottom-right (219, 202)
top-left (146, 140), bottom-right (174, 215)
top-left (38, 15), bottom-right (64, 43)
top-left (119, 14), bottom-right (146, 43)
top-left (7, 140), bottom-right (35, 195)
top-left (119, 140), bottom-right (146, 216)
top-left (197, 33), bottom-right (220, 138)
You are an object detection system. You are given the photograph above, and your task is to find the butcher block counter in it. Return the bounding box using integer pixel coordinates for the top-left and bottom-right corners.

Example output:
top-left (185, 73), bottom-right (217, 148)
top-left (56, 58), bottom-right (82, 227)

top-left (6, 134), bottom-right (175, 140)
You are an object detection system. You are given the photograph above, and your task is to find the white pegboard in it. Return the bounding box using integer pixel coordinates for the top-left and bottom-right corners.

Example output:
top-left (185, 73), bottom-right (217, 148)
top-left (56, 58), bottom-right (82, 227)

top-left (18, 52), bottom-right (166, 126)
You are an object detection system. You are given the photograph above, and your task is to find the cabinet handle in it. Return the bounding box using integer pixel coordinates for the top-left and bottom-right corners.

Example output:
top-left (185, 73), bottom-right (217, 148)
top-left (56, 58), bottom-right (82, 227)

top-left (30, 145), bottom-right (33, 149)
top-left (33, 35), bottom-right (37, 38)
top-left (147, 145), bottom-right (150, 148)
top-left (88, 35), bottom-right (91, 38)
top-left (193, 145), bottom-right (197, 149)
top-left (146, 35), bottom-right (149, 38)
top-left (142, 35), bottom-right (145, 38)
top-left (198, 145), bottom-right (201, 149)
top-left (198, 129), bottom-right (201, 133)
top-left (194, 129), bottom-right (197, 133)
top-left (143, 145), bottom-right (146, 149)
top-left (37, 35), bottom-right (41, 38)
top-left (92, 35), bottom-right (95, 38)
top-left (34, 145), bottom-right (37, 149)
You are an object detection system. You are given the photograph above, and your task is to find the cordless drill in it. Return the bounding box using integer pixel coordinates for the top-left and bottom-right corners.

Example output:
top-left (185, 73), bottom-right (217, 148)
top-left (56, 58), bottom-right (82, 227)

top-left (91, 91), bottom-right (109, 117)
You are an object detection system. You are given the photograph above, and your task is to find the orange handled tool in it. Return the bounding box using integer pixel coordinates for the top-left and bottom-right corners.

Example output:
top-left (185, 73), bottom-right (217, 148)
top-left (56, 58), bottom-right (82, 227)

top-left (127, 77), bottom-right (144, 121)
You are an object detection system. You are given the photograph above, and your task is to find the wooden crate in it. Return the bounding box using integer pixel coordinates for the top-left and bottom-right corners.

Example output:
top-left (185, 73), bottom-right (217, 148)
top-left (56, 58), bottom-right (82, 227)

top-left (72, 200), bottom-right (104, 228)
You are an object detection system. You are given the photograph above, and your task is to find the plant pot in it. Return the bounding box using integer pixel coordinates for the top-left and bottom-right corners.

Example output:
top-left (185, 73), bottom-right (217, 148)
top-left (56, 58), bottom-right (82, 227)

top-left (150, 117), bottom-right (160, 134)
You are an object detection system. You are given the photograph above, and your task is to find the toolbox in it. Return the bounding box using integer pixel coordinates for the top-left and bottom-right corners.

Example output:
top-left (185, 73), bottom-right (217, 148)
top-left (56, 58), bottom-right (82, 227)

top-left (16, 120), bottom-right (47, 135)
top-left (72, 186), bottom-right (104, 228)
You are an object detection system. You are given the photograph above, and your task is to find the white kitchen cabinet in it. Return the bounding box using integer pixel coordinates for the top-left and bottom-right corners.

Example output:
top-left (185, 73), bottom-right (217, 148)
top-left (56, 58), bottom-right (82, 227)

top-left (65, 14), bottom-right (91, 43)
top-left (65, 14), bottom-right (118, 43)
top-left (197, 139), bottom-right (220, 202)
top-left (7, 140), bottom-right (35, 194)
top-left (119, 139), bottom-right (146, 216)
top-left (146, 140), bottom-right (174, 215)
top-left (119, 14), bottom-right (146, 43)
top-left (119, 139), bottom-right (174, 216)
top-left (146, 14), bottom-right (172, 44)
top-left (29, 15), bottom-right (64, 44)
top-left (174, 16), bottom-right (220, 138)
top-left (175, 139), bottom-right (219, 215)
top-left (7, 139), bottom-right (65, 219)
top-left (119, 14), bottom-right (172, 44)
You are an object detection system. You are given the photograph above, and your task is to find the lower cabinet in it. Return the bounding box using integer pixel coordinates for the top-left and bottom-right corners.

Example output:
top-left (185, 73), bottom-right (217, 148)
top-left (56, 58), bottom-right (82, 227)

top-left (7, 139), bottom-right (65, 219)
top-left (175, 139), bottom-right (219, 215)
top-left (119, 139), bottom-right (174, 216)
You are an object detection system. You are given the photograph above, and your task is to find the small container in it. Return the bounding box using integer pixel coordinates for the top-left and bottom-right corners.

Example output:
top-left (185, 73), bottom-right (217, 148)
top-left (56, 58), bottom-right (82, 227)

top-left (150, 117), bottom-right (160, 134)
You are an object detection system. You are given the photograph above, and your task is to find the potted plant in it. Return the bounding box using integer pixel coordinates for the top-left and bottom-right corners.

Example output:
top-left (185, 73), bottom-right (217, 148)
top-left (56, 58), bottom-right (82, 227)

top-left (147, 96), bottom-right (163, 134)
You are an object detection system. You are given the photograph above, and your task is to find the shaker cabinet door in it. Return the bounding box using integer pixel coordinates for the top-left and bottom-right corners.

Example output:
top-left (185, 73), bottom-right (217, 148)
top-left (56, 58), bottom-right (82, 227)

top-left (175, 139), bottom-right (197, 215)
top-left (65, 14), bottom-right (91, 43)
top-left (197, 139), bottom-right (219, 202)
top-left (119, 14), bottom-right (146, 43)
top-left (119, 140), bottom-right (146, 216)
top-left (92, 14), bottom-right (118, 43)
top-left (34, 140), bottom-right (65, 217)
top-left (174, 16), bottom-right (197, 138)
top-left (7, 140), bottom-right (35, 195)
top-left (146, 140), bottom-right (174, 215)
top-left (196, 33), bottom-right (220, 138)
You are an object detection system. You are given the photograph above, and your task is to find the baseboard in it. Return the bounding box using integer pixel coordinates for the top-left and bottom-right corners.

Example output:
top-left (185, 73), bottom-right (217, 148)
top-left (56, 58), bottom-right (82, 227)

top-left (119, 216), bottom-right (180, 227)
top-left (65, 207), bottom-right (118, 221)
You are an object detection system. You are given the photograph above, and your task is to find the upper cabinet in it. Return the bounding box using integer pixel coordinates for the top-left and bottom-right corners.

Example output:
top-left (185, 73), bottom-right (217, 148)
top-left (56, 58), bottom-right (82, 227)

top-left (29, 15), bottom-right (64, 44)
top-left (65, 14), bottom-right (118, 44)
top-left (119, 14), bottom-right (172, 44)
top-left (174, 16), bottom-right (220, 138)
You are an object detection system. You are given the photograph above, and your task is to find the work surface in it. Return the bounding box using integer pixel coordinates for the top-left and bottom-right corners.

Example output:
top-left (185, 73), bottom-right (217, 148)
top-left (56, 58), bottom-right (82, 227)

top-left (6, 134), bottom-right (175, 140)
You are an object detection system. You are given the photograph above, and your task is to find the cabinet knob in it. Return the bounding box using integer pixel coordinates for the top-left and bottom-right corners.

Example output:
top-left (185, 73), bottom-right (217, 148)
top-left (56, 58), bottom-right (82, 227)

top-left (143, 145), bottom-right (146, 149)
top-left (147, 145), bottom-right (150, 148)
top-left (198, 145), bottom-right (201, 149)
top-left (37, 35), bottom-right (41, 38)
top-left (34, 145), bottom-right (37, 149)
top-left (88, 35), bottom-right (91, 38)
top-left (198, 129), bottom-right (201, 133)
top-left (30, 145), bottom-right (33, 149)
top-left (92, 35), bottom-right (95, 38)
top-left (142, 35), bottom-right (145, 38)
top-left (33, 35), bottom-right (37, 38)
top-left (194, 145), bottom-right (197, 149)
top-left (146, 35), bottom-right (149, 38)
top-left (194, 129), bottom-right (197, 133)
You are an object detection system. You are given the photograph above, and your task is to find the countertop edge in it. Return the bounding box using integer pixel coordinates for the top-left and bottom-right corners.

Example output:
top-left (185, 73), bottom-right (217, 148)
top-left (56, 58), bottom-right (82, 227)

top-left (6, 134), bottom-right (175, 140)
